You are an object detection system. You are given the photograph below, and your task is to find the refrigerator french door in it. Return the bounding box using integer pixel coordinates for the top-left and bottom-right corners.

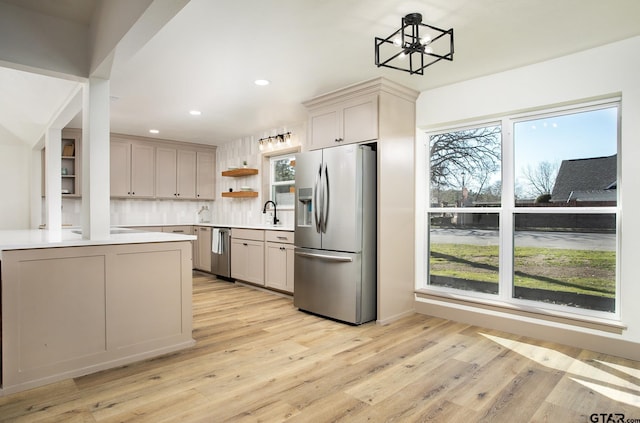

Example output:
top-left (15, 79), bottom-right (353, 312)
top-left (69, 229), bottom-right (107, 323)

top-left (294, 143), bottom-right (376, 324)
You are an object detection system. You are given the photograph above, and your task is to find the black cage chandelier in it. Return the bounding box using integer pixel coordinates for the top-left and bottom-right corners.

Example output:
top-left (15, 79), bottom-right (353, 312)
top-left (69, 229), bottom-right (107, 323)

top-left (375, 13), bottom-right (454, 75)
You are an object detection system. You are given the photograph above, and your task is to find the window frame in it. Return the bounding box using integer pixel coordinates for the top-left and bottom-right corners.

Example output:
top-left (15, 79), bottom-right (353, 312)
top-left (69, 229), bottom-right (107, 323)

top-left (269, 153), bottom-right (296, 210)
top-left (419, 98), bottom-right (622, 323)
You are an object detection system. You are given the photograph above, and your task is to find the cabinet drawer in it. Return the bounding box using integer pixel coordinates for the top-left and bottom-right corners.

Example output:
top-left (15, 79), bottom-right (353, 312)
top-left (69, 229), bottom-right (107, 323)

top-left (162, 225), bottom-right (193, 235)
top-left (265, 230), bottom-right (294, 244)
top-left (231, 228), bottom-right (264, 241)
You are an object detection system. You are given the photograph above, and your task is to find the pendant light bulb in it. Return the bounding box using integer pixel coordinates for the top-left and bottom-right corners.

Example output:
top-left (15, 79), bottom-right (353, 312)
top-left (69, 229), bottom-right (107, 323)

top-left (420, 34), bottom-right (431, 45)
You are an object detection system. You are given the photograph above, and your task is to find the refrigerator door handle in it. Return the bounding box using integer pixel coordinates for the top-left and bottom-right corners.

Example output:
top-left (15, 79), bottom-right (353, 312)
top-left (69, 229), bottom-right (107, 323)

top-left (295, 251), bottom-right (353, 262)
top-left (313, 163), bottom-right (322, 233)
top-left (321, 163), bottom-right (329, 233)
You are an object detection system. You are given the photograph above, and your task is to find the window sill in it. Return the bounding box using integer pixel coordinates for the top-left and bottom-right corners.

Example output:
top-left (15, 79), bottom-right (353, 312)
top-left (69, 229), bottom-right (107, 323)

top-left (415, 289), bottom-right (626, 335)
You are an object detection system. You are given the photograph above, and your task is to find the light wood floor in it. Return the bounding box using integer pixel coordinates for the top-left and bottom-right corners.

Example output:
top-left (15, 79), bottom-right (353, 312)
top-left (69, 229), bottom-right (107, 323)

top-left (2, 272), bottom-right (640, 422)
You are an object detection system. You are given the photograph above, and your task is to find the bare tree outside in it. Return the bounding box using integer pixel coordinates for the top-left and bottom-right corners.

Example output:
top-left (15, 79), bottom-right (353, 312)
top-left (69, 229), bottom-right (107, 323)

top-left (520, 160), bottom-right (559, 198)
top-left (429, 125), bottom-right (501, 206)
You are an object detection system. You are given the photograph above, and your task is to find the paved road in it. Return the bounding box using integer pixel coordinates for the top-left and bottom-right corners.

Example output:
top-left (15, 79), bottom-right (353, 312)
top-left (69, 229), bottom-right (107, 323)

top-left (430, 228), bottom-right (616, 251)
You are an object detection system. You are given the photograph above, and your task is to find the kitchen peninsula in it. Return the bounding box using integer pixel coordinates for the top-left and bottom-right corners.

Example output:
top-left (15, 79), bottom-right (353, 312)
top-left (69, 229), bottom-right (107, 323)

top-left (0, 228), bottom-right (195, 395)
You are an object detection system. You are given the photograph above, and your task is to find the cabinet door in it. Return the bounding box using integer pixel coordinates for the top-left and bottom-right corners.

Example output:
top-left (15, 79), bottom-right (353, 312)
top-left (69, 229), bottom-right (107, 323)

top-left (110, 140), bottom-right (132, 197)
top-left (231, 239), bottom-right (264, 285)
top-left (231, 239), bottom-right (248, 281)
top-left (155, 147), bottom-right (177, 198)
top-left (130, 143), bottom-right (155, 197)
top-left (196, 151), bottom-right (216, 200)
top-left (342, 94), bottom-right (378, 144)
top-left (265, 242), bottom-right (293, 292)
top-left (177, 149), bottom-right (197, 199)
top-left (307, 94), bottom-right (378, 150)
top-left (197, 227), bottom-right (212, 271)
top-left (308, 108), bottom-right (340, 150)
top-left (246, 241), bottom-right (265, 285)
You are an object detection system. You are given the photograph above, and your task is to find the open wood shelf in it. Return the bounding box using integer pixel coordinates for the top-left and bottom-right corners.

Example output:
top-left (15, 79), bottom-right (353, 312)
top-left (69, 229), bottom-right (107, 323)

top-left (221, 168), bottom-right (258, 177)
top-left (222, 191), bottom-right (258, 198)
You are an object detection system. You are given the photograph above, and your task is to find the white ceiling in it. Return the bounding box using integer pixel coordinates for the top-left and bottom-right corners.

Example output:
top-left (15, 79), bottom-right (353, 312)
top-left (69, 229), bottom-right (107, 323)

top-left (3, 0), bottom-right (640, 146)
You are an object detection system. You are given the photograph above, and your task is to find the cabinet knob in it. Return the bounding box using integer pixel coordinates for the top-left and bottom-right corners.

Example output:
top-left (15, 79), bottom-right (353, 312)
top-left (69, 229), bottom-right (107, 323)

top-left (335, 138), bottom-right (344, 143)
top-left (243, 243), bottom-right (248, 246)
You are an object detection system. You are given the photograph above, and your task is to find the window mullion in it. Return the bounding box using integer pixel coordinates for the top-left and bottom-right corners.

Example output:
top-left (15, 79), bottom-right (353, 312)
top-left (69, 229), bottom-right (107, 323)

top-left (500, 118), bottom-right (515, 301)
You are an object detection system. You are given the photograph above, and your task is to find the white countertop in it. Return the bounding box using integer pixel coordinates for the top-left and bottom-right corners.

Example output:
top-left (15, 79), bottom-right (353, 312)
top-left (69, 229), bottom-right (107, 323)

top-left (122, 223), bottom-right (294, 231)
top-left (0, 228), bottom-right (196, 252)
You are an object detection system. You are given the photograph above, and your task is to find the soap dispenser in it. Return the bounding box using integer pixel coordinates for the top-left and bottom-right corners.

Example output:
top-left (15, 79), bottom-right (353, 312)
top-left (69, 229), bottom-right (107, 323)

top-left (198, 205), bottom-right (211, 223)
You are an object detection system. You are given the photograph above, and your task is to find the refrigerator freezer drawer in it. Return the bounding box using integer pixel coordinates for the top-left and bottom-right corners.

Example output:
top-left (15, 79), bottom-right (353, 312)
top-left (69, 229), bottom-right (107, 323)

top-left (294, 248), bottom-right (374, 324)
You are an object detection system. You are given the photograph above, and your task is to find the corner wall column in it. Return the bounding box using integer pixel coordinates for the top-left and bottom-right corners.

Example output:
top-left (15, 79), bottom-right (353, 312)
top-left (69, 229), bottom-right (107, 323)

top-left (81, 77), bottom-right (111, 240)
top-left (44, 128), bottom-right (62, 240)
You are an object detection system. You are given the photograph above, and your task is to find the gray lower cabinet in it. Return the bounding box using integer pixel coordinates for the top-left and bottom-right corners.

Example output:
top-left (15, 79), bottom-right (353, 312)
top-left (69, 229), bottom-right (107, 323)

top-left (230, 229), bottom-right (265, 285)
top-left (194, 226), bottom-right (212, 271)
top-left (264, 230), bottom-right (295, 293)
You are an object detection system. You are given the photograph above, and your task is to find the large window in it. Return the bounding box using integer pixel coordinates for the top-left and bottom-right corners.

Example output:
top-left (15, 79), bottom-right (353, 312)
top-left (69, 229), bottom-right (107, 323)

top-left (270, 154), bottom-right (296, 208)
top-left (424, 101), bottom-right (620, 318)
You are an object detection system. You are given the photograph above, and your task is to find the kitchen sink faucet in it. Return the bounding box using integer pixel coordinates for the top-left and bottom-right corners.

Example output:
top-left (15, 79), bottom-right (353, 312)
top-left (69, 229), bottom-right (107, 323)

top-left (262, 200), bottom-right (279, 225)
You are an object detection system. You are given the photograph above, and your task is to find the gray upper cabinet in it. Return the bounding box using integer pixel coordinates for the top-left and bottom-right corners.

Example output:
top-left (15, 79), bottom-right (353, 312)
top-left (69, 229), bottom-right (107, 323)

top-left (305, 93), bottom-right (378, 150)
top-left (110, 134), bottom-right (216, 200)
top-left (110, 137), bottom-right (155, 198)
top-left (156, 147), bottom-right (197, 199)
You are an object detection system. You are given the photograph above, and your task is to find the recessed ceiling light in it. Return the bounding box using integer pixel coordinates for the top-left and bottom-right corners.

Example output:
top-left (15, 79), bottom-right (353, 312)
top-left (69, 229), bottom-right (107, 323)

top-left (189, 110), bottom-right (202, 116)
top-left (254, 79), bottom-right (270, 86)
top-left (149, 129), bottom-right (159, 134)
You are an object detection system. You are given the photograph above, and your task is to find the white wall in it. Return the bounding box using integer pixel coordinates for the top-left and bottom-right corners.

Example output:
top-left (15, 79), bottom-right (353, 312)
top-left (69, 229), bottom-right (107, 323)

top-left (415, 36), bottom-right (640, 360)
top-left (0, 141), bottom-right (30, 229)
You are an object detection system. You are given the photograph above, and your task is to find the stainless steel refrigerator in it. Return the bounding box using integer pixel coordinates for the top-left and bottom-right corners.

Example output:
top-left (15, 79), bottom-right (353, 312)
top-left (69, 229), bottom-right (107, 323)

top-left (294, 143), bottom-right (376, 324)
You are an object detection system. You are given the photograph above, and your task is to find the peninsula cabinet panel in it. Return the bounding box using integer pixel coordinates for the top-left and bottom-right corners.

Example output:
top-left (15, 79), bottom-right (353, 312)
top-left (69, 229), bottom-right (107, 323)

top-left (109, 248), bottom-right (183, 348)
top-left (9, 255), bottom-right (107, 371)
top-left (0, 241), bottom-right (194, 394)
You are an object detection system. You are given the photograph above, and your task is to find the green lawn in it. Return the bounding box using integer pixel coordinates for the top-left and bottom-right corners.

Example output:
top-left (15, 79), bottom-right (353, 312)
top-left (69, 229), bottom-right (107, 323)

top-left (429, 243), bottom-right (615, 298)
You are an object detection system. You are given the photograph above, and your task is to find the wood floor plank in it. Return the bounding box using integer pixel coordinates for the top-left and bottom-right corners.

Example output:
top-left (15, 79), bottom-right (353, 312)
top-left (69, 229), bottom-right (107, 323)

top-left (1, 273), bottom-right (639, 422)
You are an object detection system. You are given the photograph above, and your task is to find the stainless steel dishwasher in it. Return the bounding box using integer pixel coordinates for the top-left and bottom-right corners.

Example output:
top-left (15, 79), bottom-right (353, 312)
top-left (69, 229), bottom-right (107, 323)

top-left (211, 227), bottom-right (231, 279)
